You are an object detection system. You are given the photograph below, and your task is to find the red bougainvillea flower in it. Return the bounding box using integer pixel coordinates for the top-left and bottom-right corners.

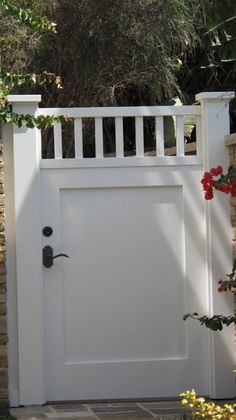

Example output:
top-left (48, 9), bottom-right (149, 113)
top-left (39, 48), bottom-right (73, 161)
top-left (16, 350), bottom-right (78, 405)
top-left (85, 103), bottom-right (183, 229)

top-left (210, 166), bottom-right (223, 176)
top-left (202, 171), bottom-right (213, 180)
top-left (204, 190), bottom-right (214, 200)
top-left (201, 165), bottom-right (236, 200)
top-left (218, 184), bottom-right (230, 194)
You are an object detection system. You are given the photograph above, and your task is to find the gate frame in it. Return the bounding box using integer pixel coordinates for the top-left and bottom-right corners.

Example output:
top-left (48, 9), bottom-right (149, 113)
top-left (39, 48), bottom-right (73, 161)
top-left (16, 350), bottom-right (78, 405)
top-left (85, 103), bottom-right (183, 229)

top-left (3, 92), bottom-right (235, 405)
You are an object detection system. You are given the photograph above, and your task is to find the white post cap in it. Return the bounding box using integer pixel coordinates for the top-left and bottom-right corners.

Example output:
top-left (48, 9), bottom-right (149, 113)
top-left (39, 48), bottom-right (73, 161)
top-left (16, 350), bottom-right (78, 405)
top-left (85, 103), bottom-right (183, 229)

top-left (7, 95), bottom-right (42, 104)
top-left (196, 91), bottom-right (235, 102)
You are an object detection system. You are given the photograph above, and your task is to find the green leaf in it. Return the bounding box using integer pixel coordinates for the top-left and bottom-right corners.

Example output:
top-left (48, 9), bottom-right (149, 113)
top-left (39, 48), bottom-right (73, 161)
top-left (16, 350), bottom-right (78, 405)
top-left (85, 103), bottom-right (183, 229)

top-left (0, 0), bottom-right (57, 32)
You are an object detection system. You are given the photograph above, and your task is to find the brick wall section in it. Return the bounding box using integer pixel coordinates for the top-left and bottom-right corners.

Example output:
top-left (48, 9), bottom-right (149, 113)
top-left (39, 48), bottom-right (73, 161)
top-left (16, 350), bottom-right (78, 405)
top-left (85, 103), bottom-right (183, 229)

top-left (0, 141), bottom-right (8, 408)
top-left (225, 134), bottom-right (236, 260)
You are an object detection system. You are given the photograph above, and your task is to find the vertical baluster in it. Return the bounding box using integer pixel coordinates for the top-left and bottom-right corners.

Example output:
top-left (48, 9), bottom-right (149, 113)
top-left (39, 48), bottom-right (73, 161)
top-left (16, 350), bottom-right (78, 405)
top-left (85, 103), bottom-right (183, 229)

top-left (54, 123), bottom-right (62, 159)
top-left (135, 117), bottom-right (144, 157)
top-left (196, 115), bottom-right (202, 157)
top-left (74, 118), bottom-right (83, 158)
top-left (115, 117), bottom-right (124, 158)
top-left (95, 117), bottom-right (103, 158)
top-left (155, 116), bottom-right (164, 156)
top-left (176, 116), bottom-right (185, 156)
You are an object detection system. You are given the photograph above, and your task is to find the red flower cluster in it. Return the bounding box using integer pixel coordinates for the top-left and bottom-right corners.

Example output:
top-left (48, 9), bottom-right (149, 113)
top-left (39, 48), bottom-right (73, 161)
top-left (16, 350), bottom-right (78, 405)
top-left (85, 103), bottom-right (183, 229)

top-left (217, 273), bottom-right (236, 294)
top-left (201, 165), bottom-right (236, 200)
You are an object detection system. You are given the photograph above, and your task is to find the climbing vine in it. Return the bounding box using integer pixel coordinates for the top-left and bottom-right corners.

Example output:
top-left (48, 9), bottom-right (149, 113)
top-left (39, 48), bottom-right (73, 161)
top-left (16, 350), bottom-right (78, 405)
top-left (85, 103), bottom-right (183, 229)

top-left (0, 0), bottom-right (57, 32)
top-left (184, 165), bottom-right (236, 331)
top-left (0, 1), bottom-right (65, 128)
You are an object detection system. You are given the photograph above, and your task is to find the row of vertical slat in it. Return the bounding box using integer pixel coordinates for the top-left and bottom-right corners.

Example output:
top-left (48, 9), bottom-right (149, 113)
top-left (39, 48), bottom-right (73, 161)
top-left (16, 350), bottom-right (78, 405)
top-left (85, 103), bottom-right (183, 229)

top-left (52, 115), bottom-right (199, 159)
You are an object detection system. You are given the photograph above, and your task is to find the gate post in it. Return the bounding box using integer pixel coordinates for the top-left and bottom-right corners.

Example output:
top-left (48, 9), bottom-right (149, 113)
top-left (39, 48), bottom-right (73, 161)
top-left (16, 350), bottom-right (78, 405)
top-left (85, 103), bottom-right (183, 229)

top-left (196, 92), bottom-right (235, 398)
top-left (5, 95), bottom-right (45, 405)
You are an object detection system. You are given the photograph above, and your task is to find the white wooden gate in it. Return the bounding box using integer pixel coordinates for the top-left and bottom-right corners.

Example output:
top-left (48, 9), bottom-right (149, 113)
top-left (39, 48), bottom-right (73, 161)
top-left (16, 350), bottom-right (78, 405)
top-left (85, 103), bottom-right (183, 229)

top-left (4, 92), bottom-right (235, 405)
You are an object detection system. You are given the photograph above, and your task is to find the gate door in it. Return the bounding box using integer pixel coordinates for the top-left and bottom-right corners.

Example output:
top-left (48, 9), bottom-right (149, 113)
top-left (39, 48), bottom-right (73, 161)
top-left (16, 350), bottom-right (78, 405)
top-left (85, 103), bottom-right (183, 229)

top-left (41, 164), bottom-right (209, 401)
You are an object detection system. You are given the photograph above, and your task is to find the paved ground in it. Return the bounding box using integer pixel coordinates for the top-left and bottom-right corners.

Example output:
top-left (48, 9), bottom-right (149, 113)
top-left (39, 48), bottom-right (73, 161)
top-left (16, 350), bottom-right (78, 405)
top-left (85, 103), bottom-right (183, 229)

top-left (10, 401), bottom-right (191, 420)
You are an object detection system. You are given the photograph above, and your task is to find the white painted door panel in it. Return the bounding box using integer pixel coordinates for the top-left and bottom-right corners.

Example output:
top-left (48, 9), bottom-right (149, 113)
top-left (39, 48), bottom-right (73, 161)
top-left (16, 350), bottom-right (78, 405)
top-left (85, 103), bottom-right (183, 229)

top-left (42, 167), bottom-right (209, 401)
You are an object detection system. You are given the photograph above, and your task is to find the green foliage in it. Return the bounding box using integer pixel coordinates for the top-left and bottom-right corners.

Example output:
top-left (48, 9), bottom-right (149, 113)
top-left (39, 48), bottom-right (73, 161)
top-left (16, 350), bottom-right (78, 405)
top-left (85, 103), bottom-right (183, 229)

top-left (0, 1), bottom-right (64, 128)
top-left (32, 0), bottom-right (203, 108)
top-left (179, 0), bottom-right (236, 110)
top-left (0, 0), bottom-right (56, 32)
top-left (181, 390), bottom-right (236, 419)
top-left (0, 104), bottom-right (67, 128)
top-left (183, 313), bottom-right (236, 331)
top-left (0, 70), bottom-right (62, 96)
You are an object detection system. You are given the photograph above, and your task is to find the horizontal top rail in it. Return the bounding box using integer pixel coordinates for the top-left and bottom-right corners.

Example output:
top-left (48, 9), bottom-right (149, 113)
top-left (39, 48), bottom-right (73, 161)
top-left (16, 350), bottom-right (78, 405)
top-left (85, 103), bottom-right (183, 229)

top-left (40, 155), bottom-right (202, 169)
top-left (38, 105), bottom-right (200, 118)
top-left (37, 104), bottom-right (201, 160)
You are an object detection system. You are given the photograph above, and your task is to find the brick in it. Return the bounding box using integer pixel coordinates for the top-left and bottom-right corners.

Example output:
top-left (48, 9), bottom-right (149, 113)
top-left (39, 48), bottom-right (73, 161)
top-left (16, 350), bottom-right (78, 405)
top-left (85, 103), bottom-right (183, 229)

top-left (0, 284), bottom-right (6, 294)
top-left (0, 346), bottom-right (7, 359)
top-left (0, 294), bottom-right (5, 303)
top-left (231, 206), bottom-right (236, 215)
top-left (0, 399), bottom-right (9, 408)
top-left (0, 359), bottom-right (8, 368)
top-left (0, 335), bottom-right (7, 345)
top-left (0, 318), bottom-right (7, 334)
top-left (230, 197), bottom-right (236, 207)
top-left (0, 253), bottom-right (6, 263)
top-left (0, 369), bottom-right (8, 386)
top-left (0, 304), bottom-right (6, 316)
top-left (233, 228), bottom-right (236, 241)
top-left (0, 398), bottom-right (9, 408)
top-left (0, 272), bottom-right (6, 281)
top-left (0, 388), bottom-right (8, 399)
top-left (231, 215), bottom-right (236, 226)
top-left (0, 276), bottom-right (7, 284)
top-left (225, 134), bottom-right (236, 146)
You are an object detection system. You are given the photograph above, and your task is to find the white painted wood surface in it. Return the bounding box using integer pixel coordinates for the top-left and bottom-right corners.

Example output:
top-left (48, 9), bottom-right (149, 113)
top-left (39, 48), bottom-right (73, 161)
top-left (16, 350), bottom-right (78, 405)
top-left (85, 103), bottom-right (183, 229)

top-left (135, 117), bottom-right (144, 157)
top-left (115, 117), bottom-right (124, 157)
top-left (196, 91), bottom-right (235, 398)
top-left (155, 116), bottom-right (164, 156)
top-left (74, 118), bottom-right (83, 158)
top-left (176, 116), bottom-right (185, 156)
top-left (95, 117), bottom-right (104, 158)
top-left (43, 105), bottom-right (201, 160)
top-left (53, 123), bottom-right (63, 159)
top-left (38, 105), bottom-right (201, 117)
top-left (42, 165), bottom-right (210, 400)
top-left (6, 96), bottom-right (45, 405)
top-left (4, 93), bottom-right (235, 405)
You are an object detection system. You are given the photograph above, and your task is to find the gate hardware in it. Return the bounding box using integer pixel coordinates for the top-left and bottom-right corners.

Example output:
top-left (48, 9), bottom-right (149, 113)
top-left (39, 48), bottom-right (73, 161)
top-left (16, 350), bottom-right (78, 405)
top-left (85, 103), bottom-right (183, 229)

top-left (43, 245), bottom-right (70, 268)
top-left (42, 226), bottom-right (53, 237)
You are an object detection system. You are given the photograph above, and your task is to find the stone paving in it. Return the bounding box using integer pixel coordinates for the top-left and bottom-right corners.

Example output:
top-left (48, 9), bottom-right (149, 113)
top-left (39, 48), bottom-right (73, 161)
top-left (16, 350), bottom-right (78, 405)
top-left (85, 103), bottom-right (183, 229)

top-left (10, 401), bottom-right (191, 420)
